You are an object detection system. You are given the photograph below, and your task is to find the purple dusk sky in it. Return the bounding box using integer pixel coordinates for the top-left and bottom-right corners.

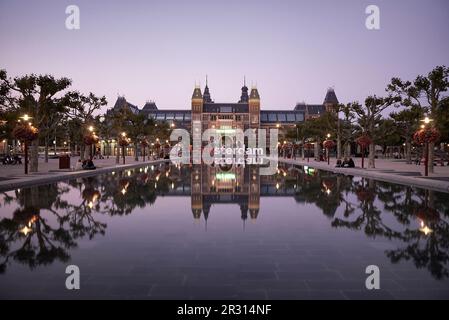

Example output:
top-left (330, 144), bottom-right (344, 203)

top-left (1, 0), bottom-right (448, 113)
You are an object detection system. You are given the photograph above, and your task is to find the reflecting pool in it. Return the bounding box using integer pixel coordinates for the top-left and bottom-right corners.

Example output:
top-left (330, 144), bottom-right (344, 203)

top-left (1, 163), bottom-right (449, 299)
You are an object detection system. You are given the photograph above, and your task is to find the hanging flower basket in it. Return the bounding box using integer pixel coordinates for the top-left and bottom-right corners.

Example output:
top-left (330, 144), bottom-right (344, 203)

top-left (415, 207), bottom-right (440, 222)
top-left (356, 187), bottom-right (375, 202)
top-left (305, 143), bottom-right (314, 150)
top-left (356, 135), bottom-right (372, 148)
top-left (323, 140), bottom-right (335, 149)
top-left (413, 127), bottom-right (440, 145)
top-left (118, 137), bottom-right (129, 147)
top-left (82, 188), bottom-right (101, 201)
top-left (13, 123), bottom-right (38, 142)
top-left (140, 139), bottom-right (149, 147)
top-left (84, 134), bottom-right (99, 146)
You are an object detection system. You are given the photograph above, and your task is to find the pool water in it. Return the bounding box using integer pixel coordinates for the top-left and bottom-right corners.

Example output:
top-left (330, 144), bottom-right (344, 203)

top-left (1, 163), bottom-right (448, 299)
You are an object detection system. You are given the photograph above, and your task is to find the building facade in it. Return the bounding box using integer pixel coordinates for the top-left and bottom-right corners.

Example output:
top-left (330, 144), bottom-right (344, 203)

top-left (109, 82), bottom-right (339, 143)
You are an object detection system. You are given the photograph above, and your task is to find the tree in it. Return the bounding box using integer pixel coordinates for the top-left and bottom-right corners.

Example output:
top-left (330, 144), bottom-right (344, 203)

top-left (0, 70), bottom-right (72, 172)
top-left (340, 103), bottom-right (358, 157)
top-left (389, 106), bottom-right (424, 164)
top-left (387, 66), bottom-right (449, 172)
top-left (64, 92), bottom-right (107, 161)
top-left (351, 95), bottom-right (400, 168)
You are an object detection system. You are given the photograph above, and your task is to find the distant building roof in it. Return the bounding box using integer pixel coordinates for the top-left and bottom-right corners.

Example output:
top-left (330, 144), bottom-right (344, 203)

top-left (324, 88), bottom-right (339, 105)
top-left (294, 103), bottom-right (325, 115)
top-left (142, 101), bottom-right (158, 111)
top-left (192, 86), bottom-right (203, 99)
top-left (112, 96), bottom-right (140, 114)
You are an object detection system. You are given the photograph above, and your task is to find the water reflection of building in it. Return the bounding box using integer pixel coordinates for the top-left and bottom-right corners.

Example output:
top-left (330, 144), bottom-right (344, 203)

top-left (191, 164), bottom-right (260, 223)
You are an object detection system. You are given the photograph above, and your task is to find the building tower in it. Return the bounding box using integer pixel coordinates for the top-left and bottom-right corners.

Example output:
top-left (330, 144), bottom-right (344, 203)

top-left (323, 87), bottom-right (339, 113)
top-left (191, 85), bottom-right (203, 162)
top-left (191, 165), bottom-right (203, 220)
top-left (248, 166), bottom-right (260, 220)
top-left (203, 76), bottom-right (212, 103)
top-left (239, 77), bottom-right (249, 103)
top-left (249, 86), bottom-right (260, 129)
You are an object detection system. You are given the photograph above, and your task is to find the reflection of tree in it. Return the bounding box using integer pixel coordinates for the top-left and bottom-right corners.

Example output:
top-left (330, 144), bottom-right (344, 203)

top-left (332, 179), bottom-right (405, 240)
top-left (0, 182), bottom-right (106, 273)
top-left (331, 178), bottom-right (449, 279)
top-left (384, 190), bottom-right (449, 279)
top-left (289, 165), bottom-right (355, 218)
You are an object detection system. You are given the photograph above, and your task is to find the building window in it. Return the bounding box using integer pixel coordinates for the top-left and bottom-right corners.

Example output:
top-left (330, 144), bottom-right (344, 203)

top-left (211, 115), bottom-right (217, 121)
top-left (235, 115), bottom-right (241, 121)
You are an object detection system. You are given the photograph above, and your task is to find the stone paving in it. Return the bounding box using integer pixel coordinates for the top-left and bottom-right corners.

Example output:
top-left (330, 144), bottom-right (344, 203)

top-left (0, 156), bottom-right (164, 191)
top-left (276, 156), bottom-right (449, 193)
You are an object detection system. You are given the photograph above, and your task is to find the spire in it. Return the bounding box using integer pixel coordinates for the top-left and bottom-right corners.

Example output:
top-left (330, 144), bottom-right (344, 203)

top-left (203, 75), bottom-right (212, 103)
top-left (239, 76), bottom-right (249, 103)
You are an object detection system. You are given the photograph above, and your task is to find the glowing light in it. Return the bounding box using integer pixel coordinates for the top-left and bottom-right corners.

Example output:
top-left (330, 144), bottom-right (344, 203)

top-left (19, 226), bottom-right (32, 236)
top-left (122, 132), bottom-right (127, 137)
top-left (276, 183), bottom-right (280, 190)
top-left (88, 126), bottom-right (94, 132)
top-left (121, 188), bottom-right (127, 195)
top-left (326, 188), bottom-right (331, 195)
top-left (283, 172), bottom-right (287, 177)
top-left (419, 220), bottom-right (433, 236)
top-left (88, 201), bottom-right (94, 209)
top-left (171, 182), bottom-right (175, 189)
top-left (21, 114), bottom-right (30, 121)
top-left (215, 172), bottom-right (236, 180)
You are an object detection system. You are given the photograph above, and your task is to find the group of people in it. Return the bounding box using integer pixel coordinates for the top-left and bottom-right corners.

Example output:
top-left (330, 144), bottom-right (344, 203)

top-left (75, 158), bottom-right (96, 170)
top-left (335, 157), bottom-right (355, 168)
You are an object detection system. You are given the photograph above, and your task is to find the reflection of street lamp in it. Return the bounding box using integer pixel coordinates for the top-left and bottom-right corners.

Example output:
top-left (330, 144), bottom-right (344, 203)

top-left (419, 220), bottom-right (433, 236)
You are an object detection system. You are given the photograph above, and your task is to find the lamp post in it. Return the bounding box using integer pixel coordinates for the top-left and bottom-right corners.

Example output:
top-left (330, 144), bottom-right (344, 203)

top-left (14, 115), bottom-right (38, 175)
top-left (416, 116), bottom-right (436, 177)
top-left (121, 132), bottom-right (127, 164)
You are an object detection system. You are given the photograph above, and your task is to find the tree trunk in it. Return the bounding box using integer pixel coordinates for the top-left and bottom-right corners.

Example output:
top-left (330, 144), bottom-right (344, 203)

top-left (134, 142), bottom-right (139, 161)
top-left (80, 144), bottom-right (85, 161)
top-left (337, 136), bottom-right (341, 160)
top-left (368, 143), bottom-right (375, 168)
top-left (337, 118), bottom-right (341, 160)
top-left (314, 137), bottom-right (320, 161)
top-left (428, 142), bottom-right (434, 173)
top-left (44, 137), bottom-right (49, 163)
top-left (405, 138), bottom-right (412, 165)
top-left (301, 138), bottom-right (305, 160)
top-left (30, 139), bottom-right (39, 172)
top-left (344, 142), bottom-right (351, 158)
top-left (84, 145), bottom-right (91, 160)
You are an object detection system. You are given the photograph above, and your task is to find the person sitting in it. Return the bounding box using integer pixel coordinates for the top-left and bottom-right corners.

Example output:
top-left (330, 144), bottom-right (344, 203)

top-left (347, 158), bottom-right (355, 168)
top-left (335, 159), bottom-right (342, 167)
top-left (82, 159), bottom-right (96, 170)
